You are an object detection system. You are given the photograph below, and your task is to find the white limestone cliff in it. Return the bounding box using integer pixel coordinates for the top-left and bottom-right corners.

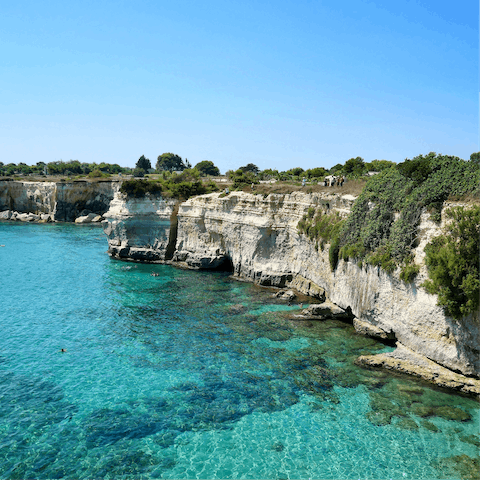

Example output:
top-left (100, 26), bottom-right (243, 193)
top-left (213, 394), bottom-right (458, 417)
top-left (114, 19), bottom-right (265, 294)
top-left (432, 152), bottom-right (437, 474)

top-left (102, 189), bottom-right (178, 262)
top-left (0, 180), bottom-right (116, 222)
top-left (101, 190), bottom-right (479, 390)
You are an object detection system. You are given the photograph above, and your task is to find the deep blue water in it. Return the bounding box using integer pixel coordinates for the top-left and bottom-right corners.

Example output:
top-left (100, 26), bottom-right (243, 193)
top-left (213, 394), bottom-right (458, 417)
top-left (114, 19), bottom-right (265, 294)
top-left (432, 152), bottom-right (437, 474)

top-left (0, 222), bottom-right (478, 479)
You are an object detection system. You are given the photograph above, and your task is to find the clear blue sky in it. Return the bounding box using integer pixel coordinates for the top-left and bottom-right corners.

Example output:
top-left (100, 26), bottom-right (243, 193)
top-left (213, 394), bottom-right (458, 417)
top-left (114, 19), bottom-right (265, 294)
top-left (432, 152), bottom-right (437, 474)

top-left (1, 0), bottom-right (477, 173)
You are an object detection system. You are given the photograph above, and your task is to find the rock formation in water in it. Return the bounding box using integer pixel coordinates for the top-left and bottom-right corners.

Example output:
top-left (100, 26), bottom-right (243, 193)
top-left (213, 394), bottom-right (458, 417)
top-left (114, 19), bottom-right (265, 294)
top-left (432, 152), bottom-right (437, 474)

top-left (102, 190), bottom-right (480, 393)
top-left (102, 192), bottom-right (178, 262)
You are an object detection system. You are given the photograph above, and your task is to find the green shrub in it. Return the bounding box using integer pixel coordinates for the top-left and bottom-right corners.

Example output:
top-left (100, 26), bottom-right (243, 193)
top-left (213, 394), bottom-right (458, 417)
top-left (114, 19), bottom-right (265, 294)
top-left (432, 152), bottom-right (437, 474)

top-left (400, 263), bottom-right (420, 283)
top-left (365, 244), bottom-right (396, 273)
top-left (422, 206), bottom-right (480, 319)
top-left (120, 179), bottom-right (163, 198)
top-left (229, 169), bottom-right (259, 190)
top-left (88, 169), bottom-right (109, 178)
top-left (329, 236), bottom-right (341, 271)
top-left (120, 172), bottom-right (219, 200)
top-left (338, 153), bottom-right (479, 273)
top-left (297, 208), bottom-right (344, 270)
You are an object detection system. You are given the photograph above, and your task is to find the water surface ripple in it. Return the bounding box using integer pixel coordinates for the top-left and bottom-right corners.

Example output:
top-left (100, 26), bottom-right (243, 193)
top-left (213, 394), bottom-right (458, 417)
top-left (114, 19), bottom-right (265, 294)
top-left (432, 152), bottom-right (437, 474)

top-left (0, 223), bottom-right (478, 479)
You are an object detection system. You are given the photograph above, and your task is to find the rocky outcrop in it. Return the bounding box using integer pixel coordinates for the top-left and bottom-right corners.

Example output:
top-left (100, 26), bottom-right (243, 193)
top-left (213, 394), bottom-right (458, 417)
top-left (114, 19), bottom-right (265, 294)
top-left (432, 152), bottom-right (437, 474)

top-left (356, 344), bottom-right (480, 395)
top-left (0, 210), bottom-right (55, 223)
top-left (75, 213), bottom-right (103, 224)
top-left (0, 180), bottom-right (116, 222)
top-left (101, 190), bottom-right (480, 387)
top-left (102, 191), bottom-right (178, 262)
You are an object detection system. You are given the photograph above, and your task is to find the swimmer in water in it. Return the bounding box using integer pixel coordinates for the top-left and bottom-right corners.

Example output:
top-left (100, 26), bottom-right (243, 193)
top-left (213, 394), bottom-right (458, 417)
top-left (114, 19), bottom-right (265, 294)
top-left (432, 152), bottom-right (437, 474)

top-left (60, 348), bottom-right (67, 353)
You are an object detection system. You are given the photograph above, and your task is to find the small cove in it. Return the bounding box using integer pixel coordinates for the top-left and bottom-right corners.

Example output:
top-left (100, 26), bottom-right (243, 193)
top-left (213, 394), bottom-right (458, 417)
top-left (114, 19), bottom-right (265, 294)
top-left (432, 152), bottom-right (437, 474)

top-left (0, 222), bottom-right (478, 479)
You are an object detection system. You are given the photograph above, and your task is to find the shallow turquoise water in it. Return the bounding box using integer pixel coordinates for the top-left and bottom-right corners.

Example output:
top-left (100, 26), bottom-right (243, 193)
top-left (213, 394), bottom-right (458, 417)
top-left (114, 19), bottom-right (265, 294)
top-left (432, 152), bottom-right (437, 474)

top-left (0, 222), bottom-right (478, 479)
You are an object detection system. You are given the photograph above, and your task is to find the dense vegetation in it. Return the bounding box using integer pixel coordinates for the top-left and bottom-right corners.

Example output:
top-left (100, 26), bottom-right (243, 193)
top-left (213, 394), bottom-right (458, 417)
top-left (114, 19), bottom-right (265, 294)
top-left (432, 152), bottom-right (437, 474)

top-left (297, 152), bottom-right (479, 318)
top-left (0, 160), bottom-right (130, 177)
top-left (156, 153), bottom-right (191, 172)
top-left (119, 169), bottom-right (218, 200)
top-left (422, 206), bottom-right (480, 319)
top-left (194, 160), bottom-right (220, 176)
top-left (337, 153), bottom-right (479, 272)
top-left (120, 179), bottom-right (163, 198)
top-left (228, 169), bottom-right (260, 189)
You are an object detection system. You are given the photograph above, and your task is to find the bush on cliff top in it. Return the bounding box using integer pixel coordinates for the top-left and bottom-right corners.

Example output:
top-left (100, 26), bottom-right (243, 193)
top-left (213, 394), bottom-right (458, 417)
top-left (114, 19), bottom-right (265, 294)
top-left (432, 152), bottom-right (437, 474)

top-left (338, 153), bottom-right (479, 269)
top-left (297, 153), bottom-right (480, 316)
top-left (119, 172), bottom-right (219, 200)
top-left (120, 179), bottom-right (163, 198)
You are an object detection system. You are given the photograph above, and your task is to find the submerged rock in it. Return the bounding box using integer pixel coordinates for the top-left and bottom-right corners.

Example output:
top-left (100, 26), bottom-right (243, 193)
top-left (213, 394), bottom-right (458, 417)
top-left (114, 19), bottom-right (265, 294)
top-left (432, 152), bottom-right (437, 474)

top-left (293, 300), bottom-right (351, 321)
top-left (434, 405), bottom-right (471, 422)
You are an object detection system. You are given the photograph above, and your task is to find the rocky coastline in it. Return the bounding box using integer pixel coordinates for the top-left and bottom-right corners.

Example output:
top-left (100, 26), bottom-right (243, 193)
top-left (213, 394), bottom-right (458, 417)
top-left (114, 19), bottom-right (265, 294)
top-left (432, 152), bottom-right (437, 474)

top-left (1, 180), bottom-right (478, 394)
top-left (101, 189), bottom-right (480, 394)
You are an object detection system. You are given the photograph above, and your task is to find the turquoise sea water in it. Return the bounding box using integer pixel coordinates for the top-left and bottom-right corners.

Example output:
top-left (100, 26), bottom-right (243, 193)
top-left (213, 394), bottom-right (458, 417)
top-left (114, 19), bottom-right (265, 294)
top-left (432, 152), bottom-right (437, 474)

top-left (0, 222), bottom-right (478, 480)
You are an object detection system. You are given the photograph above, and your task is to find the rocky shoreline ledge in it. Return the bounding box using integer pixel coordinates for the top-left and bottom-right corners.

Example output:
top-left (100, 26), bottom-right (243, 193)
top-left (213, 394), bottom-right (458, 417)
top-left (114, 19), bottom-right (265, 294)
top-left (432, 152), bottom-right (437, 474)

top-left (356, 345), bottom-right (480, 396)
top-left (0, 209), bottom-right (104, 224)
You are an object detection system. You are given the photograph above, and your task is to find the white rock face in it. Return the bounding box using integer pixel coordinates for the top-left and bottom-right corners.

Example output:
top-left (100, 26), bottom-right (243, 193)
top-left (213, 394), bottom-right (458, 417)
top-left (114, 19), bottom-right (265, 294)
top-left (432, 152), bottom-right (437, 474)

top-left (173, 192), bottom-right (479, 377)
top-left (0, 180), bottom-right (116, 221)
top-left (102, 190), bottom-right (178, 262)
top-left (0, 181), bottom-right (57, 215)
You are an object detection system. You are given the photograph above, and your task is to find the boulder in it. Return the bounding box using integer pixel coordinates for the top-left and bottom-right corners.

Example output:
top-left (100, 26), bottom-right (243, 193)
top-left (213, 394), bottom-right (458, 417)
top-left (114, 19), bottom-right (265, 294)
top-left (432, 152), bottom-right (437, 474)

top-left (0, 210), bottom-right (12, 220)
top-left (353, 318), bottom-right (395, 340)
top-left (17, 213), bottom-right (36, 222)
top-left (274, 289), bottom-right (297, 301)
top-left (75, 213), bottom-right (98, 224)
top-left (293, 300), bottom-right (351, 320)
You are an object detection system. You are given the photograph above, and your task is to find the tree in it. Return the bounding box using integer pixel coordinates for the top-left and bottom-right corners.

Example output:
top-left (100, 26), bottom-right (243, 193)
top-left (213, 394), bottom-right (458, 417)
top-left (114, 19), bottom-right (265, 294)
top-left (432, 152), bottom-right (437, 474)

top-left (132, 167), bottom-right (145, 177)
top-left (329, 164), bottom-right (343, 175)
top-left (194, 160), bottom-right (220, 176)
top-left (423, 206), bottom-right (480, 318)
top-left (397, 153), bottom-right (435, 185)
top-left (229, 169), bottom-right (259, 189)
top-left (470, 152), bottom-right (480, 165)
top-left (343, 157), bottom-right (367, 178)
top-left (285, 167), bottom-right (304, 177)
top-left (136, 155), bottom-right (152, 172)
top-left (366, 160), bottom-right (396, 172)
top-left (156, 153), bottom-right (187, 172)
top-left (305, 167), bottom-right (328, 179)
top-left (239, 163), bottom-right (259, 174)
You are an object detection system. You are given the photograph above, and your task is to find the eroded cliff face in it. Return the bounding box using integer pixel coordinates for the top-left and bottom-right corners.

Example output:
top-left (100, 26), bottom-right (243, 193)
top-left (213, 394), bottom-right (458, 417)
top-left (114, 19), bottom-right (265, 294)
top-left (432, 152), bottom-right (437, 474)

top-left (102, 190), bottom-right (178, 262)
top-left (0, 180), bottom-right (116, 221)
top-left (172, 192), bottom-right (479, 380)
top-left (101, 190), bottom-right (479, 387)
